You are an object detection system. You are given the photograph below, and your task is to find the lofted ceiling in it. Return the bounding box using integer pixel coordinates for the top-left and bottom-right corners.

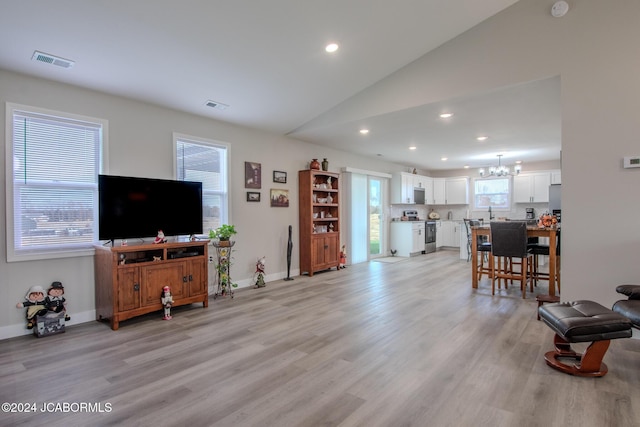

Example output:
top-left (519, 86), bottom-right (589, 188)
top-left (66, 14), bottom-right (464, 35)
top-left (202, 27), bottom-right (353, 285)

top-left (0, 1), bottom-right (560, 171)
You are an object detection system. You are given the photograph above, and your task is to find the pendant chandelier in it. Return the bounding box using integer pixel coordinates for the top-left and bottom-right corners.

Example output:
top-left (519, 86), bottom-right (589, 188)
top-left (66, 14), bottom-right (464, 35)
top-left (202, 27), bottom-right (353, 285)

top-left (479, 154), bottom-right (522, 177)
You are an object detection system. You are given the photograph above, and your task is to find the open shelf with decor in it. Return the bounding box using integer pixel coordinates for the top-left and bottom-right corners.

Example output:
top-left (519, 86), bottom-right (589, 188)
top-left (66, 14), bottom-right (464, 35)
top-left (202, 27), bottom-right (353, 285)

top-left (298, 170), bottom-right (340, 276)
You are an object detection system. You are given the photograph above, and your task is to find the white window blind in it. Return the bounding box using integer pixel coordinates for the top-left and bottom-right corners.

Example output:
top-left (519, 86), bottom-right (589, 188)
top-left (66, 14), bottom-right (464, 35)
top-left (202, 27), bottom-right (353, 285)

top-left (474, 177), bottom-right (510, 210)
top-left (175, 134), bottom-right (229, 234)
top-left (7, 104), bottom-right (105, 260)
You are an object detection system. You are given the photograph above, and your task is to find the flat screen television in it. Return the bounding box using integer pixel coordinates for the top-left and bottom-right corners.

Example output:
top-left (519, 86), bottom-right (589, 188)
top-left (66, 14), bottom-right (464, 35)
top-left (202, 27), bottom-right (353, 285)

top-left (98, 174), bottom-right (203, 242)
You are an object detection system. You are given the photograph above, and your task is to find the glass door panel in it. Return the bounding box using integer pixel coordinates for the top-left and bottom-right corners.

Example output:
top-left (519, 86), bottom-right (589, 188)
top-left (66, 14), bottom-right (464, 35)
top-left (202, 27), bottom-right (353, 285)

top-left (369, 177), bottom-right (384, 257)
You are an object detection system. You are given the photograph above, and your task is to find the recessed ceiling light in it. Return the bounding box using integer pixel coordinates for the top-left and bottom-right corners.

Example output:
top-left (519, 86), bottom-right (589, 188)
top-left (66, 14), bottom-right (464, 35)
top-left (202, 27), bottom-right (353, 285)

top-left (359, 129), bottom-right (369, 135)
top-left (515, 160), bottom-right (522, 164)
top-left (464, 165), bottom-right (470, 169)
top-left (441, 157), bottom-right (448, 161)
top-left (409, 146), bottom-right (417, 150)
top-left (439, 113), bottom-right (453, 118)
top-left (325, 43), bottom-right (339, 53)
top-left (477, 136), bottom-right (488, 141)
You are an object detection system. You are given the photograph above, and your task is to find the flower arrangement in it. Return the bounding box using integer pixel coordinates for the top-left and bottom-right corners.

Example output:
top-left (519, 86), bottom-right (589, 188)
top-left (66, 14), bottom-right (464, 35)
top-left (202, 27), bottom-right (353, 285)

top-left (538, 213), bottom-right (558, 228)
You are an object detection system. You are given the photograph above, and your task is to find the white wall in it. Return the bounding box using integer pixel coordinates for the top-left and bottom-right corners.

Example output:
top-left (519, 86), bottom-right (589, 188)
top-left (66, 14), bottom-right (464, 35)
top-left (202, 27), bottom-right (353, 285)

top-left (0, 70), bottom-right (404, 338)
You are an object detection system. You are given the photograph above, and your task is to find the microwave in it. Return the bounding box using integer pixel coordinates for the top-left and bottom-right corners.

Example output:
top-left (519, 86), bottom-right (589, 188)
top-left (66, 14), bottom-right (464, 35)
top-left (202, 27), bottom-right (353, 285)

top-left (414, 187), bottom-right (425, 204)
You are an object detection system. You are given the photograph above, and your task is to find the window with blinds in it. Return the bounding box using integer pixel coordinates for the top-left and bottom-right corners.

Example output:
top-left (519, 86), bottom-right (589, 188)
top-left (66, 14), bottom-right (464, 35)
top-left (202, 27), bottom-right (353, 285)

top-left (174, 134), bottom-right (229, 235)
top-left (473, 177), bottom-right (510, 210)
top-left (6, 103), bottom-right (105, 261)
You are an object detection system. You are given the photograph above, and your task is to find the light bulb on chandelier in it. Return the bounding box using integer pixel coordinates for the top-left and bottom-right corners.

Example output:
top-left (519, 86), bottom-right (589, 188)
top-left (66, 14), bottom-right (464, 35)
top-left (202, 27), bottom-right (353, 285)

top-left (479, 154), bottom-right (522, 177)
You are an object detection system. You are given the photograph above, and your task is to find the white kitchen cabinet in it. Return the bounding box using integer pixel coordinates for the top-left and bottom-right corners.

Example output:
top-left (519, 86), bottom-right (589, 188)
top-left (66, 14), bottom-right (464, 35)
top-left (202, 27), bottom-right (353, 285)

top-left (445, 178), bottom-right (469, 204)
top-left (391, 172), bottom-right (432, 205)
top-left (435, 220), bottom-right (443, 248)
top-left (390, 221), bottom-right (425, 257)
top-left (431, 177), bottom-right (468, 205)
top-left (551, 170), bottom-right (562, 185)
top-left (391, 172), bottom-right (414, 204)
top-left (433, 178), bottom-right (446, 204)
top-left (423, 176), bottom-right (434, 206)
top-left (413, 175), bottom-right (424, 189)
top-left (513, 172), bottom-right (551, 203)
top-left (438, 221), bottom-right (461, 248)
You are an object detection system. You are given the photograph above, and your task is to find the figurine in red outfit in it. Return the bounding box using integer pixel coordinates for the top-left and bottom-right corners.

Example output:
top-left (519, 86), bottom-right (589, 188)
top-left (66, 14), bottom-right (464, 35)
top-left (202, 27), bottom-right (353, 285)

top-left (153, 230), bottom-right (167, 244)
top-left (161, 286), bottom-right (173, 320)
top-left (339, 245), bottom-right (347, 269)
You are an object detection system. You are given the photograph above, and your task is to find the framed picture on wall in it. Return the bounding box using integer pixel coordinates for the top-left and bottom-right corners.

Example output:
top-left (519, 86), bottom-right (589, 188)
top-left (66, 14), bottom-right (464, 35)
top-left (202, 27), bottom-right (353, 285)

top-left (246, 192), bottom-right (260, 202)
top-left (273, 170), bottom-right (287, 184)
top-left (270, 189), bottom-right (289, 207)
top-left (245, 161), bottom-right (261, 189)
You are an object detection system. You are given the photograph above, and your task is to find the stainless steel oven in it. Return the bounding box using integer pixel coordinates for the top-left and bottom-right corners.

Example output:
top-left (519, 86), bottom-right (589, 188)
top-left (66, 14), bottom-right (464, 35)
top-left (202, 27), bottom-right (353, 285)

top-left (425, 221), bottom-right (436, 253)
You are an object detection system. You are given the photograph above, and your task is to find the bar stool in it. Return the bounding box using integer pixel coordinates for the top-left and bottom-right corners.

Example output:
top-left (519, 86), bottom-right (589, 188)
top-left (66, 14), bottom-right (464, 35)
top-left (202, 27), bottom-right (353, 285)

top-left (490, 221), bottom-right (533, 298)
top-left (528, 229), bottom-right (561, 292)
top-left (466, 219), bottom-right (492, 281)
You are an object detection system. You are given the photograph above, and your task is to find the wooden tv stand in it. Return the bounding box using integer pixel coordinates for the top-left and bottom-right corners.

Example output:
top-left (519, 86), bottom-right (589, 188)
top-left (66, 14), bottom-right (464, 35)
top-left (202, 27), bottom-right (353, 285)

top-left (94, 240), bottom-right (209, 330)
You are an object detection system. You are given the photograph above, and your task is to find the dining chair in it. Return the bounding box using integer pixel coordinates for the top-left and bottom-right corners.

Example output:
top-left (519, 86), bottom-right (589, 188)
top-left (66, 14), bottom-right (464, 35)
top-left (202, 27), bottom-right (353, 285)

top-left (490, 221), bottom-right (533, 298)
top-left (465, 219), bottom-right (492, 281)
top-left (528, 229), bottom-right (561, 292)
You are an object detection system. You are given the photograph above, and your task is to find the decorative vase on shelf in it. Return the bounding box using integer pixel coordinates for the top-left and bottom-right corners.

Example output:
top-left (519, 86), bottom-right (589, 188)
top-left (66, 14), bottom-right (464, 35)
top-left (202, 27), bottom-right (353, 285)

top-left (321, 158), bottom-right (329, 171)
top-left (310, 159), bottom-right (320, 170)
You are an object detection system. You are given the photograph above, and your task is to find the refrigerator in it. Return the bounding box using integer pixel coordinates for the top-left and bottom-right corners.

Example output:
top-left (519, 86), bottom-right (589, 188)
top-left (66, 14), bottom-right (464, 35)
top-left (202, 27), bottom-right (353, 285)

top-left (549, 184), bottom-right (561, 212)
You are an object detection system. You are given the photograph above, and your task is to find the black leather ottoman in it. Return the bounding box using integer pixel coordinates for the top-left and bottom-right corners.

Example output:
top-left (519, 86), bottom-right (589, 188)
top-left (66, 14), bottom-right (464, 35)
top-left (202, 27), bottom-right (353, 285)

top-left (539, 300), bottom-right (632, 377)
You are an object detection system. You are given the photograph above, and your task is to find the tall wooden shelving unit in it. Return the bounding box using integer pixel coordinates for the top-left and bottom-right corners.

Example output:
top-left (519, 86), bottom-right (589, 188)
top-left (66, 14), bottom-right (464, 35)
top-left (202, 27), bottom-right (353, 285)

top-left (298, 170), bottom-right (340, 276)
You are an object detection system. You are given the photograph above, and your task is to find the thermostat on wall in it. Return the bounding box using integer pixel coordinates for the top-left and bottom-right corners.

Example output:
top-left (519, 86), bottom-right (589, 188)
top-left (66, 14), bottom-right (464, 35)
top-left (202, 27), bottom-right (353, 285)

top-left (623, 156), bottom-right (640, 168)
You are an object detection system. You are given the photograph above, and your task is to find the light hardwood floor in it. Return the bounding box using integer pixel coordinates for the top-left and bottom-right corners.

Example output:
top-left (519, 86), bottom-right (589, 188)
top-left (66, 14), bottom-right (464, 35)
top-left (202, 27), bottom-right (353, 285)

top-left (1, 250), bottom-right (639, 427)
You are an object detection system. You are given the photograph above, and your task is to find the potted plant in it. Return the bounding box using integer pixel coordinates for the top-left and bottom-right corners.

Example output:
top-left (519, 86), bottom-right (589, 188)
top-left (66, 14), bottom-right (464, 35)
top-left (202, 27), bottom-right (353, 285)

top-left (209, 224), bottom-right (237, 246)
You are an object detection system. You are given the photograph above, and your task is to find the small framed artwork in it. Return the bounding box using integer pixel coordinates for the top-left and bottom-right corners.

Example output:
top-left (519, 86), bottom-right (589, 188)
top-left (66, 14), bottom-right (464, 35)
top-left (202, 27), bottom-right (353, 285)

top-left (273, 170), bottom-right (287, 184)
top-left (247, 192), bottom-right (261, 202)
top-left (245, 161), bottom-right (262, 189)
top-left (270, 189), bottom-right (289, 207)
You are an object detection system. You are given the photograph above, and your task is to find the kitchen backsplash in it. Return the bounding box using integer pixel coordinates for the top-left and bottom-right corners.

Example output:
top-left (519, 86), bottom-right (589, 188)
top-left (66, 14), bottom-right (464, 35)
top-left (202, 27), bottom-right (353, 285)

top-left (390, 203), bottom-right (550, 222)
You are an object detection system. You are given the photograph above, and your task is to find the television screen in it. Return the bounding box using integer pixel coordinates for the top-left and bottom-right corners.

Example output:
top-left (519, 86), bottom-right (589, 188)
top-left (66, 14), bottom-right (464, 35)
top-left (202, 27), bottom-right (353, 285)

top-left (99, 175), bottom-right (203, 241)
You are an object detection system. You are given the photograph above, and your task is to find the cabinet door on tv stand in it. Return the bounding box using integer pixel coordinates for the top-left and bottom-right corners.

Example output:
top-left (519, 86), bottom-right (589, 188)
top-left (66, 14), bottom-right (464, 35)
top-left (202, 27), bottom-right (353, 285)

top-left (117, 266), bottom-right (141, 312)
top-left (141, 263), bottom-right (187, 306)
top-left (186, 258), bottom-right (207, 296)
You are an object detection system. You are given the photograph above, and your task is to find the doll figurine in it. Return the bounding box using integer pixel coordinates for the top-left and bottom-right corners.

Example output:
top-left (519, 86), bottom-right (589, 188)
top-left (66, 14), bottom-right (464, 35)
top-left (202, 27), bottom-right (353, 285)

top-left (16, 285), bottom-right (48, 329)
top-left (339, 245), bottom-right (347, 269)
top-left (45, 281), bottom-right (70, 321)
top-left (153, 230), bottom-right (167, 244)
top-left (161, 286), bottom-right (173, 320)
top-left (254, 256), bottom-right (266, 288)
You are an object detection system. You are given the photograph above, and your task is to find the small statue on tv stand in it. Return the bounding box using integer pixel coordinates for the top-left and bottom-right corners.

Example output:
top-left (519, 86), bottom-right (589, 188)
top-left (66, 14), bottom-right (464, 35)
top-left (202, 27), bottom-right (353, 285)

top-left (254, 256), bottom-right (266, 288)
top-left (153, 230), bottom-right (167, 244)
top-left (16, 285), bottom-right (48, 329)
top-left (161, 286), bottom-right (174, 320)
top-left (46, 281), bottom-right (70, 321)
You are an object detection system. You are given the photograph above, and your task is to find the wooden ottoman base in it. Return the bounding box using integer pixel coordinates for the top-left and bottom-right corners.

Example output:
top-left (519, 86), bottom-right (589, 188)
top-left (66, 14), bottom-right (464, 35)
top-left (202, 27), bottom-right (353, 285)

top-left (544, 333), bottom-right (610, 377)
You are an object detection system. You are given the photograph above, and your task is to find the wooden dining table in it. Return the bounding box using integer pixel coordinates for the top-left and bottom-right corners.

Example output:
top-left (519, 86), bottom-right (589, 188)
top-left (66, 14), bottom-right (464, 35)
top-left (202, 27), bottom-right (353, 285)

top-left (471, 224), bottom-right (560, 296)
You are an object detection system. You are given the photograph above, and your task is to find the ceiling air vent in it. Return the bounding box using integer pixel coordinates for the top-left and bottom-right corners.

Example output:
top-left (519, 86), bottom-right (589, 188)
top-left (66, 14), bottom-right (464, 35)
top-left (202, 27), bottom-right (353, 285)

top-left (205, 100), bottom-right (229, 111)
top-left (31, 51), bottom-right (75, 69)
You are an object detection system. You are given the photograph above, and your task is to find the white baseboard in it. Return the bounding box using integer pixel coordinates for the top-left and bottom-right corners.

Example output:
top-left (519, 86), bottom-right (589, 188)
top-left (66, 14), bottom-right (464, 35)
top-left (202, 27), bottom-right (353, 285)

top-left (0, 309), bottom-right (96, 341)
top-left (209, 269), bottom-right (300, 294)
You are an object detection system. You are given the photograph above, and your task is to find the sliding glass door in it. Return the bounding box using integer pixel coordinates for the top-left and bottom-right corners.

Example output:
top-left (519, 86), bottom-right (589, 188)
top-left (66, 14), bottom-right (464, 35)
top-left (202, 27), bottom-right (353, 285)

top-left (369, 177), bottom-right (384, 258)
top-left (345, 171), bottom-right (388, 264)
